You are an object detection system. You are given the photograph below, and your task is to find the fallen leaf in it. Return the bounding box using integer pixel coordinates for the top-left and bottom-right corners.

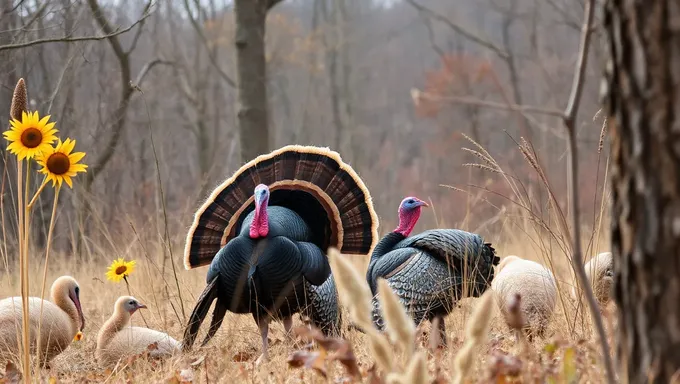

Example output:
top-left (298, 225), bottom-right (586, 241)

top-left (3, 362), bottom-right (21, 384)
top-left (287, 349), bottom-right (327, 378)
top-left (488, 350), bottom-right (522, 379)
top-left (232, 351), bottom-right (255, 362)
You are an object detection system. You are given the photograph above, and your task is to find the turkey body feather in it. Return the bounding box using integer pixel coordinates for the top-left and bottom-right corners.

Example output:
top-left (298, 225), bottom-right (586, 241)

top-left (368, 229), bottom-right (497, 329)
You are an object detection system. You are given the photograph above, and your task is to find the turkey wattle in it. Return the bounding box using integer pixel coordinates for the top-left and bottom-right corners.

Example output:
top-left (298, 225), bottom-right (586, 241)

top-left (366, 196), bottom-right (500, 345)
top-left (181, 145), bottom-right (378, 361)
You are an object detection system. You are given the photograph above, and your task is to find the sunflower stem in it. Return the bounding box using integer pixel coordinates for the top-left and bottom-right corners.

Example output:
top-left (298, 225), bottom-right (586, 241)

top-left (123, 275), bottom-right (149, 327)
top-left (36, 185), bottom-right (60, 370)
top-left (27, 178), bottom-right (48, 210)
top-left (20, 159), bottom-right (31, 380)
top-left (15, 159), bottom-right (30, 380)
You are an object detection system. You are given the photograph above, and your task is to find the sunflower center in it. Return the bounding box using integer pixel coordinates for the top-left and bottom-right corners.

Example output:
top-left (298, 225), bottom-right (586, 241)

top-left (46, 153), bottom-right (70, 175)
top-left (115, 266), bottom-right (127, 275)
top-left (20, 128), bottom-right (43, 148)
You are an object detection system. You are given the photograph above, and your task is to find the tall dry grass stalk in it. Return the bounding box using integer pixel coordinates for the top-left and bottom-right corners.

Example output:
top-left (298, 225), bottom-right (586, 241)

top-left (376, 278), bottom-right (415, 358)
top-left (327, 248), bottom-right (373, 331)
top-left (453, 290), bottom-right (495, 384)
top-left (9, 79), bottom-right (32, 380)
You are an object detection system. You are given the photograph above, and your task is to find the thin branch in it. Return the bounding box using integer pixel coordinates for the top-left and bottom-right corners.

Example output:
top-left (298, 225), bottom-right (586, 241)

top-left (0, 10), bottom-right (151, 52)
top-left (405, 0), bottom-right (509, 59)
top-left (560, 0), bottom-right (616, 383)
top-left (412, 88), bottom-right (565, 118)
top-left (132, 59), bottom-right (173, 88)
top-left (182, 0), bottom-right (236, 87)
top-left (126, 1), bottom-right (154, 55)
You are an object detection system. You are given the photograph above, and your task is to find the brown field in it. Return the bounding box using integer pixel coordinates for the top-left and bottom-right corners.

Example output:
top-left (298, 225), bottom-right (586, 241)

top-left (0, 209), bottom-right (615, 383)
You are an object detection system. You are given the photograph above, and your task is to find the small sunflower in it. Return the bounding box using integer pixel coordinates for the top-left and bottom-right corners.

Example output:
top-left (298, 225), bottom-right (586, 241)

top-left (73, 331), bottom-right (83, 341)
top-left (36, 138), bottom-right (87, 188)
top-left (105, 258), bottom-right (136, 283)
top-left (3, 111), bottom-right (58, 160)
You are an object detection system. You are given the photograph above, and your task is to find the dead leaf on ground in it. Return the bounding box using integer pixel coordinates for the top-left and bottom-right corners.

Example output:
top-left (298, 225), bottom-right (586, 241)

top-left (291, 325), bottom-right (361, 378)
top-left (233, 351), bottom-right (255, 362)
top-left (488, 350), bottom-right (523, 379)
top-left (1, 362), bottom-right (21, 384)
top-left (287, 349), bottom-right (327, 378)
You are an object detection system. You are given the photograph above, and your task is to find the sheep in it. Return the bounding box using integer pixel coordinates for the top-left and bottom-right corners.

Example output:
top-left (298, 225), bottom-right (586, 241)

top-left (572, 251), bottom-right (614, 308)
top-left (96, 296), bottom-right (180, 367)
top-left (491, 255), bottom-right (557, 340)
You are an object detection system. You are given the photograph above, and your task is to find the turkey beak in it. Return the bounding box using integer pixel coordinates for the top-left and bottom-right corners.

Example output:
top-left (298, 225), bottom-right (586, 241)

top-left (418, 200), bottom-right (430, 208)
top-left (137, 302), bottom-right (148, 310)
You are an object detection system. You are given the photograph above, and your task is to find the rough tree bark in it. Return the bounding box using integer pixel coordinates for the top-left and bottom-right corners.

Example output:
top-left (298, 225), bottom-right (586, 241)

top-left (604, 1), bottom-right (680, 382)
top-left (234, 0), bottom-right (282, 162)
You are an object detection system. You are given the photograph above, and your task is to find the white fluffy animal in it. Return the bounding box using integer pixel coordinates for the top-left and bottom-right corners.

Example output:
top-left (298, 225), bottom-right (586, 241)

top-left (96, 296), bottom-right (180, 366)
top-left (0, 275), bottom-right (85, 366)
top-left (491, 255), bottom-right (557, 339)
top-left (572, 252), bottom-right (613, 307)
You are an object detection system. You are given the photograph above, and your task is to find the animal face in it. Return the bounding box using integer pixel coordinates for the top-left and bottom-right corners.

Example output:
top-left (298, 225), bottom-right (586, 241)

top-left (123, 297), bottom-right (147, 314)
top-left (254, 184), bottom-right (270, 206)
top-left (398, 196), bottom-right (428, 212)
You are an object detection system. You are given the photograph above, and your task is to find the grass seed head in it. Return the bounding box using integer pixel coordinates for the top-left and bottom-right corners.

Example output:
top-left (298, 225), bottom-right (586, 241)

top-left (377, 278), bottom-right (416, 356)
top-left (327, 247), bottom-right (374, 331)
top-left (366, 328), bottom-right (395, 374)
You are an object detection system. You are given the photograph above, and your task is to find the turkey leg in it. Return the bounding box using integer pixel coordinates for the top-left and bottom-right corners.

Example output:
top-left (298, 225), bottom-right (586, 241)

top-left (255, 317), bottom-right (270, 366)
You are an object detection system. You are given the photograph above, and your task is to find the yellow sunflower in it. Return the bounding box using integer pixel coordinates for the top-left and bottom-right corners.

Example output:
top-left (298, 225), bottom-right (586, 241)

top-left (36, 138), bottom-right (87, 188)
top-left (105, 258), bottom-right (136, 283)
top-left (3, 111), bottom-right (58, 160)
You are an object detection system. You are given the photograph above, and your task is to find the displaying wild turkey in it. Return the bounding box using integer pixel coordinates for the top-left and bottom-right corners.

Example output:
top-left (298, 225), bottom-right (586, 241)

top-left (366, 196), bottom-right (500, 344)
top-left (182, 145), bottom-right (378, 361)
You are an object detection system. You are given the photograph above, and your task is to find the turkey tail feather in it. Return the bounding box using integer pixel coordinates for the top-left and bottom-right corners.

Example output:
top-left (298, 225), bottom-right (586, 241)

top-left (184, 145), bottom-right (379, 269)
top-left (182, 276), bottom-right (219, 351)
top-left (200, 298), bottom-right (227, 347)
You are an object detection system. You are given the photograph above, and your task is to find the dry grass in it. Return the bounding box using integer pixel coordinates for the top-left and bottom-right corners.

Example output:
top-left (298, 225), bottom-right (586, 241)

top-left (0, 225), bottom-right (615, 383)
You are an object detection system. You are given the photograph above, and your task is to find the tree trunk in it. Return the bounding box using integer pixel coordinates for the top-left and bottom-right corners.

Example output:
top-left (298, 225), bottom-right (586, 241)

top-left (234, 0), bottom-right (282, 162)
top-left (604, 1), bottom-right (680, 382)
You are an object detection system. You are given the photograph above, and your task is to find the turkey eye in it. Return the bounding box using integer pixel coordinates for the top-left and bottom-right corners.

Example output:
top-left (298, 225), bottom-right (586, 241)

top-left (129, 301), bottom-right (135, 305)
top-left (408, 199), bottom-right (414, 204)
top-left (75, 287), bottom-right (79, 294)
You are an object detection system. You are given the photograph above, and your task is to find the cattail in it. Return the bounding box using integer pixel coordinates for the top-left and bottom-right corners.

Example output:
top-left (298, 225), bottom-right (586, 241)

top-left (377, 278), bottom-right (416, 357)
top-left (366, 328), bottom-right (394, 374)
top-left (453, 291), bottom-right (495, 384)
top-left (401, 351), bottom-right (429, 384)
top-left (327, 247), bottom-right (374, 330)
top-left (10, 78), bottom-right (27, 121)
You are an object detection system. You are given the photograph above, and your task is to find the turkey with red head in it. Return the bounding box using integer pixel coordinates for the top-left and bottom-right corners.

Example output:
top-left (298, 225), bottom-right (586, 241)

top-left (182, 145), bottom-right (378, 361)
top-left (366, 196), bottom-right (499, 345)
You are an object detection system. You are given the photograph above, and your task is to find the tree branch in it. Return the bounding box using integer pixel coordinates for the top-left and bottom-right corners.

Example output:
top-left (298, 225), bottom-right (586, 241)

top-left (182, 0), bottom-right (236, 87)
top-left (0, 8), bottom-right (151, 52)
top-left (126, 1), bottom-right (153, 55)
top-left (132, 59), bottom-right (173, 89)
top-left (405, 0), bottom-right (509, 59)
top-left (412, 88), bottom-right (565, 118)
top-left (561, 0), bottom-right (616, 383)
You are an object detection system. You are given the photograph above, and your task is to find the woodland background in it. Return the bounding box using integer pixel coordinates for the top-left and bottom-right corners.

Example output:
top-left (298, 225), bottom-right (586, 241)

top-left (0, 0), bottom-right (607, 263)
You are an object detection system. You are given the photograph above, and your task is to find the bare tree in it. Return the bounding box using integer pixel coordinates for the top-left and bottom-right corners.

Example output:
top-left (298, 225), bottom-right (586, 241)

top-left (234, 0), bottom-right (283, 162)
top-left (604, 1), bottom-right (680, 382)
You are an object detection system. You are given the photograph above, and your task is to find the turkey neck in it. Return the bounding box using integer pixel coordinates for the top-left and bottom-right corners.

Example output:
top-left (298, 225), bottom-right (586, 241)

top-left (369, 232), bottom-right (406, 263)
